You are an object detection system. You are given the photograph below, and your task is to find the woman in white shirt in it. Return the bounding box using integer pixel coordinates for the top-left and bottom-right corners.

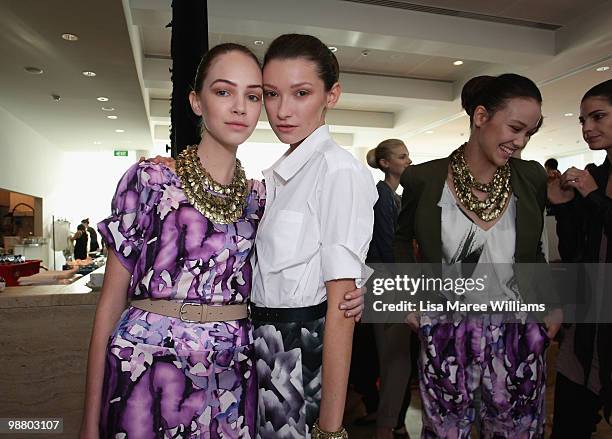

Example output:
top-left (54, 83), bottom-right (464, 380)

top-left (251, 34), bottom-right (378, 438)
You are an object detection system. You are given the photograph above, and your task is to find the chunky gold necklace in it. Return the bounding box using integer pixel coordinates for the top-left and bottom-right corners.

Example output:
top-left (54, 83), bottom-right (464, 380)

top-left (176, 145), bottom-right (248, 224)
top-left (450, 143), bottom-right (511, 222)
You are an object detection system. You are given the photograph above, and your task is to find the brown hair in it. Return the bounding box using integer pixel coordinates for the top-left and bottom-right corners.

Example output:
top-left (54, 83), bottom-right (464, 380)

top-left (193, 43), bottom-right (260, 93)
top-left (461, 73), bottom-right (543, 130)
top-left (582, 79), bottom-right (612, 105)
top-left (366, 139), bottom-right (406, 171)
top-left (263, 34), bottom-right (339, 91)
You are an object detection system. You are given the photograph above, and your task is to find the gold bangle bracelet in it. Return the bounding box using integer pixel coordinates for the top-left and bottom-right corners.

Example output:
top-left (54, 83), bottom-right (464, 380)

top-left (312, 420), bottom-right (348, 439)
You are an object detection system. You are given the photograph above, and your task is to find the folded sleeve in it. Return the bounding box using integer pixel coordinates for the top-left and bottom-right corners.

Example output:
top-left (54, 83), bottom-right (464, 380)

top-left (97, 163), bottom-right (148, 272)
top-left (319, 165), bottom-right (378, 283)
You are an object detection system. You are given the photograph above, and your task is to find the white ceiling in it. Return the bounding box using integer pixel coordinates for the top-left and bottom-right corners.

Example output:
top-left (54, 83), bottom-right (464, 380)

top-left (0, 0), bottom-right (611, 164)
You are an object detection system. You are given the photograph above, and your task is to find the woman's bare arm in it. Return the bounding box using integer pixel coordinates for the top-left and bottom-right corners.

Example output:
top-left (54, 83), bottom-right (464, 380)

top-left (79, 251), bottom-right (131, 438)
top-left (318, 278), bottom-right (356, 432)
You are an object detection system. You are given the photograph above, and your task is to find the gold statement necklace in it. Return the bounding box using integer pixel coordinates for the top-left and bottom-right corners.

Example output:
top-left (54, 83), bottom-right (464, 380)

top-left (450, 143), bottom-right (511, 222)
top-left (176, 145), bottom-right (248, 224)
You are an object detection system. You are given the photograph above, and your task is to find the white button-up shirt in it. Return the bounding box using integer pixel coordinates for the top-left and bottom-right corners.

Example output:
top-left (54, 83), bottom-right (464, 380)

top-left (251, 125), bottom-right (378, 308)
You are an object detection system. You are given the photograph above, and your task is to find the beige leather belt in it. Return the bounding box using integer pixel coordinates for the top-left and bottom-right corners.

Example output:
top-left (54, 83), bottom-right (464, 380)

top-left (131, 299), bottom-right (248, 323)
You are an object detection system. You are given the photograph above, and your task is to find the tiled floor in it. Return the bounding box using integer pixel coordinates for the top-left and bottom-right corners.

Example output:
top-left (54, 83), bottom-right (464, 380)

top-left (344, 342), bottom-right (612, 438)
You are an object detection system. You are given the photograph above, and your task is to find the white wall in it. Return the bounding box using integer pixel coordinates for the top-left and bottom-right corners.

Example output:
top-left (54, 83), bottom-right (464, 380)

top-left (0, 105), bottom-right (140, 268)
top-left (0, 105), bottom-right (65, 267)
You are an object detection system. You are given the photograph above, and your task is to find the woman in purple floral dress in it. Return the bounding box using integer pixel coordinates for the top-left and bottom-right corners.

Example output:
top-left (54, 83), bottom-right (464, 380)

top-left (80, 43), bottom-right (264, 438)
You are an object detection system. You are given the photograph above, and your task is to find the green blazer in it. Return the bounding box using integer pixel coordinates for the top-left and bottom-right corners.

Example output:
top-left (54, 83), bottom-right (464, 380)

top-left (394, 155), bottom-right (547, 264)
top-left (393, 155), bottom-right (553, 307)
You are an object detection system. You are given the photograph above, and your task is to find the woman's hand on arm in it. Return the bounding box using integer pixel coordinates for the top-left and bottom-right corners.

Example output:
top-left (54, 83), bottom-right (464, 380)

top-left (318, 279), bottom-right (356, 434)
top-left (79, 251), bottom-right (132, 438)
top-left (339, 285), bottom-right (365, 321)
top-left (139, 155), bottom-right (176, 172)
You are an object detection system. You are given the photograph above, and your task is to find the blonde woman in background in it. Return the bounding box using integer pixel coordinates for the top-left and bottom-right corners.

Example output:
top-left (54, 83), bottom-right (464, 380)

top-left (366, 139), bottom-right (413, 439)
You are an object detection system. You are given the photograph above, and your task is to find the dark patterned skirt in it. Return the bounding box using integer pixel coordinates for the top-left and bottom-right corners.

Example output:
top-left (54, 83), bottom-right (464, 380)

top-left (253, 317), bottom-right (325, 438)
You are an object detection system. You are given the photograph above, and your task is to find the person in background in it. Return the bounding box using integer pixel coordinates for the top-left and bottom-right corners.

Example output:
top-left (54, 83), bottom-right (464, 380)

top-left (81, 218), bottom-right (99, 252)
top-left (547, 78), bottom-right (612, 438)
top-left (71, 224), bottom-right (88, 260)
top-left (545, 157), bottom-right (559, 176)
top-left (395, 73), bottom-right (561, 438)
top-left (365, 139), bottom-right (413, 439)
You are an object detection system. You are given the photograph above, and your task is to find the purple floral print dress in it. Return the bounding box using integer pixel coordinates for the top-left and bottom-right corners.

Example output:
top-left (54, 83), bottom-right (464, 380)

top-left (97, 161), bottom-right (265, 438)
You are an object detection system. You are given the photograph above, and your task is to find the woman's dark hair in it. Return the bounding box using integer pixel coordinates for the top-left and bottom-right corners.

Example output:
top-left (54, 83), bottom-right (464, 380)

top-left (582, 79), bottom-right (612, 105)
top-left (77, 224), bottom-right (86, 232)
top-left (263, 34), bottom-right (339, 91)
top-left (544, 158), bottom-right (558, 170)
top-left (193, 43), bottom-right (260, 93)
top-left (461, 73), bottom-right (543, 126)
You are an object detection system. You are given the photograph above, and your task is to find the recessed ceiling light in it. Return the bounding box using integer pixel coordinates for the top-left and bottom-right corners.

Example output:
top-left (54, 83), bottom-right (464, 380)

top-left (107, 115), bottom-right (118, 120)
top-left (51, 94), bottom-right (61, 102)
top-left (97, 96), bottom-right (109, 102)
top-left (253, 40), bottom-right (264, 46)
top-left (426, 130), bottom-right (434, 134)
top-left (61, 33), bottom-right (79, 41)
top-left (82, 71), bottom-right (96, 77)
top-left (328, 46), bottom-right (338, 53)
top-left (93, 141), bottom-right (102, 145)
top-left (453, 60), bottom-right (464, 66)
top-left (361, 50), bottom-right (369, 56)
top-left (101, 106), bottom-right (115, 111)
top-left (596, 66), bottom-right (610, 72)
top-left (24, 66), bottom-right (43, 75)
top-left (564, 112), bottom-right (574, 117)
top-left (115, 129), bottom-right (125, 133)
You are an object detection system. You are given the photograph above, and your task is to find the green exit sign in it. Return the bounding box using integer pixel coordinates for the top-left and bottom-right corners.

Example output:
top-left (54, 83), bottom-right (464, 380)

top-left (114, 150), bottom-right (128, 157)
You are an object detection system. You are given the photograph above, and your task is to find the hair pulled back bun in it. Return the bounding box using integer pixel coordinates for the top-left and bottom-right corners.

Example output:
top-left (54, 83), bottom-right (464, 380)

top-left (366, 138), bottom-right (406, 171)
top-left (461, 73), bottom-right (542, 124)
top-left (582, 79), bottom-right (612, 105)
top-left (263, 34), bottom-right (339, 91)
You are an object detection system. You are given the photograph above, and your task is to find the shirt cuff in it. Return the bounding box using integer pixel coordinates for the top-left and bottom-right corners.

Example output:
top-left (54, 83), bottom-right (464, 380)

top-left (321, 243), bottom-right (371, 285)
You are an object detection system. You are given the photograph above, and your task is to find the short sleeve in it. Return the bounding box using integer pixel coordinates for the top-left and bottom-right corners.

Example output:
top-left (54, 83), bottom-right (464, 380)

top-left (319, 165), bottom-right (377, 283)
top-left (97, 163), bottom-right (147, 273)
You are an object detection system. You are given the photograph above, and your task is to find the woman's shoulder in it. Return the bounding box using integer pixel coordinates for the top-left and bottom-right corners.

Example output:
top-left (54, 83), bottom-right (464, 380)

top-left (509, 158), bottom-right (547, 183)
top-left (400, 157), bottom-right (449, 190)
top-left (125, 160), bottom-right (179, 191)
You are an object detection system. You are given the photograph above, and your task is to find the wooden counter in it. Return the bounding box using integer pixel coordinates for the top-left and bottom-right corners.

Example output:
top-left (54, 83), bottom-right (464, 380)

top-left (0, 267), bottom-right (103, 438)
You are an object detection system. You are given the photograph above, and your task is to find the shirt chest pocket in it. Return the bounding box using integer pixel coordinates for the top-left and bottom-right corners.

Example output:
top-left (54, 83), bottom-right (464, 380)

top-left (261, 209), bottom-right (309, 266)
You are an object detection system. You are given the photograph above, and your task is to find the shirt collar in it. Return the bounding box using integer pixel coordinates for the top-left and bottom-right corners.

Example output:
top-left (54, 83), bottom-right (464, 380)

top-left (263, 125), bottom-right (330, 183)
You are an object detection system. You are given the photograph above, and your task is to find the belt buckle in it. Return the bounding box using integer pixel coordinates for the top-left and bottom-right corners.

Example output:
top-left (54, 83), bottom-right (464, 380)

top-left (179, 302), bottom-right (201, 323)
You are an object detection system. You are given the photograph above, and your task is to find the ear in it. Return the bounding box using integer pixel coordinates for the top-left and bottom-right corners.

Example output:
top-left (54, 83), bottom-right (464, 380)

top-left (189, 91), bottom-right (203, 116)
top-left (379, 158), bottom-right (390, 171)
top-left (472, 105), bottom-right (490, 128)
top-left (326, 82), bottom-right (341, 109)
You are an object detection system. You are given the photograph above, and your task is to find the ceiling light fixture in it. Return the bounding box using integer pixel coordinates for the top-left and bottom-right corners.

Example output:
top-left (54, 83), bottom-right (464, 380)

top-left (115, 129), bottom-right (125, 133)
top-left (82, 71), bottom-right (96, 77)
top-left (596, 66), bottom-right (610, 72)
top-left (61, 33), bottom-right (79, 41)
top-left (107, 115), bottom-right (118, 120)
top-left (453, 60), bottom-right (464, 66)
top-left (564, 112), bottom-right (574, 117)
top-left (101, 106), bottom-right (115, 111)
top-left (253, 40), bottom-right (264, 46)
top-left (24, 66), bottom-right (43, 75)
top-left (328, 46), bottom-right (338, 53)
top-left (426, 130), bottom-right (434, 134)
top-left (361, 50), bottom-right (369, 56)
top-left (97, 96), bottom-right (109, 102)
